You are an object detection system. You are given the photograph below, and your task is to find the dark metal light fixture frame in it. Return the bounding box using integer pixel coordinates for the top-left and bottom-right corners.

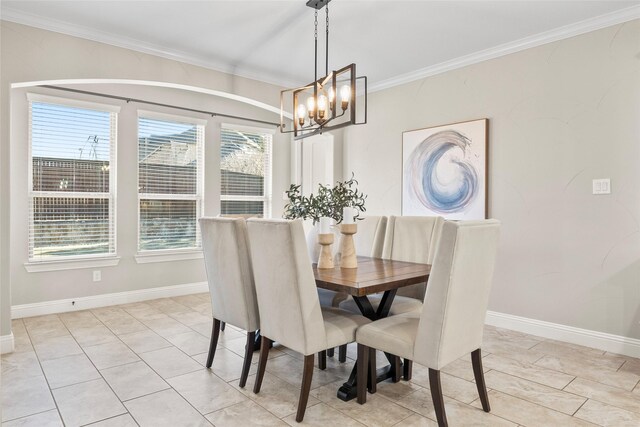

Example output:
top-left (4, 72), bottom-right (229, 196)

top-left (280, 0), bottom-right (368, 140)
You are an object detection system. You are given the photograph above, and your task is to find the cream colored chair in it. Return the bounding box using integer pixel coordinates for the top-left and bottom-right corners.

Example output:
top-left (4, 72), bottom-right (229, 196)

top-left (199, 217), bottom-right (259, 388)
top-left (340, 215), bottom-right (443, 316)
top-left (247, 219), bottom-right (371, 422)
top-left (307, 216), bottom-right (388, 363)
top-left (303, 219), bottom-right (345, 308)
top-left (355, 220), bottom-right (501, 427)
top-left (354, 215), bottom-right (387, 258)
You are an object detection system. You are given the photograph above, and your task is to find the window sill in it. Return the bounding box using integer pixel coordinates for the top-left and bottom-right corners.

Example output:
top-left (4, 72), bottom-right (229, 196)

top-left (135, 250), bottom-right (203, 264)
top-left (24, 256), bottom-right (121, 273)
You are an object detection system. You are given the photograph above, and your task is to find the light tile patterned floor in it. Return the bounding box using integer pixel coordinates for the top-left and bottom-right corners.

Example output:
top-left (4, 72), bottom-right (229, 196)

top-left (2, 293), bottom-right (640, 426)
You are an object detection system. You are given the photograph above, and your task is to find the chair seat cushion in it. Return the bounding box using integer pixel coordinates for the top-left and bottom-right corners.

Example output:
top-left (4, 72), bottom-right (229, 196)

top-left (356, 312), bottom-right (420, 360)
top-left (321, 307), bottom-right (372, 351)
top-left (338, 294), bottom-right (423, 316)
top-left (317, 289), bottom-right (349, 308)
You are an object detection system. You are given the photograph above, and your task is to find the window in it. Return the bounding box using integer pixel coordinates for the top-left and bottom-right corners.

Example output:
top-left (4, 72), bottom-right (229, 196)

top-left (28, 94), bottom-right (118, 261)
top-left (220, 125), bottom-right (273, 218)
top-left (138, 112), bottom-right (204, 252)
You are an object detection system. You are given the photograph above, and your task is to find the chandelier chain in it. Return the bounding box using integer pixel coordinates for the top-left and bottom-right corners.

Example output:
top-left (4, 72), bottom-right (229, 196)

top-left (314, 9), bottom-right (318, 41)
top-left (314, 9), bottom-right (318, 84)
top-left (325, 3), bottom-right (329, 76)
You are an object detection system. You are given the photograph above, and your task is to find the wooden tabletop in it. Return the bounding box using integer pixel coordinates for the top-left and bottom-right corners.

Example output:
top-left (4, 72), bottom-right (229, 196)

top-left (313, 256), bottom-right (431, 297)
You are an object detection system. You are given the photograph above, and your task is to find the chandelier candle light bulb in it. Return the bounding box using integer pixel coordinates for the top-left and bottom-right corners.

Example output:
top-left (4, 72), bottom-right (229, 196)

top-left (340, 85), bottom-right (351, 110)
top-left (297, 104), bottom-right (307, 126)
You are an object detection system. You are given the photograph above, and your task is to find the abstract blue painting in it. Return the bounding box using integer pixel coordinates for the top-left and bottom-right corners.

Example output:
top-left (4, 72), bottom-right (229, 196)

top-left (402, 119), bottom-right (487, 219)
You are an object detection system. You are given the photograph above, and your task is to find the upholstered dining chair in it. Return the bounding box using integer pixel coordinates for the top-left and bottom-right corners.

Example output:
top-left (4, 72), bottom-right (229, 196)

top-left (306, 216), bottom-right (388, 363)
top-left (246, 219), bottom-right (371, 422)
top-left (199, 217), bottom-right (259, 388)
top-left (355, 220), bottom-right (501, 427)
top-left (354, 215), bottom-right (387, 258)
top-left (340, 215), bottom-right (444, 316)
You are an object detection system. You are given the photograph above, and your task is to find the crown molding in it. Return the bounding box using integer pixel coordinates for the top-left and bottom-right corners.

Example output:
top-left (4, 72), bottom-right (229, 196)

top-left (0, 8), bottom-right (303, 90)
top-left (369, 5), bottom-right (640, 93)
top-left (2, 5), bottom-right (639, 94)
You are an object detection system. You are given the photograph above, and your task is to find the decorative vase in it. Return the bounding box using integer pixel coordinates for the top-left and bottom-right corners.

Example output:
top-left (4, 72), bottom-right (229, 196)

top-left (317, 233), bottom-right (335, 269)
top-left (339, 223), bottom-right (358, 268)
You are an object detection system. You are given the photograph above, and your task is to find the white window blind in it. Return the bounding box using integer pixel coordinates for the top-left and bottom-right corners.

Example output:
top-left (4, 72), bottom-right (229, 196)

top-left (28, 97), bottom-right (117, 260)
top-left (220, 127), bottom-right (272, 218)
top-left (138, 114), bottom-right (204, 251)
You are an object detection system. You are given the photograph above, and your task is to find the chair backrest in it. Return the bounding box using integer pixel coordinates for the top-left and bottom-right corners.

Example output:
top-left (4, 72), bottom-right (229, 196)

top-left (382, 216), bottom-right (444, 299)
top-left (382, 216), bottom-right (444, 264)
top-left (247, 219), bottom-right (327, 355)
top-left (199, 217), bottom-right (259, 332)
top-left (354, 216), bottom-right (387, 258)
top-left (414, 220), bottom-right (500, 370)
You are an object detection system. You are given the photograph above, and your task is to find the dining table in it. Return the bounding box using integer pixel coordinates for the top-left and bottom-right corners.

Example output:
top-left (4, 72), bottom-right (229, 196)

top-left (313, 256), bottom-right (431, 401)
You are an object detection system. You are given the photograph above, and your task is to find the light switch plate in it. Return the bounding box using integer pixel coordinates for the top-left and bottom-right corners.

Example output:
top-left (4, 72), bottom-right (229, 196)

top-left (592, 178), bottom-right (611, 195)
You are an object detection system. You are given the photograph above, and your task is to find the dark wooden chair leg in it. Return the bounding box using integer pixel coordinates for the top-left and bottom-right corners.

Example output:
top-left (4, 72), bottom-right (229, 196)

top-left (472, 348), bottom-right (490, 412)
top-left (368, 348), bottom-right (377, 393)
top-left (357, 344), bottom-right (369, 404)
top-left (429, 369), bottom-right (448, 427)
top-left (392, 356), bottom-right (402, 382)
top-left (403, 359), bottom-right (413, 380)
top-left (253, 336), bottom-right (272, 394)
top-left (206, 319), bottom-right (221, 368)
top-left (238, 331), bottom-right (256, 388)
top-left (318, 350), bottom-right (327, 370)
top-left (338, 344), bottom-right (347, 363)
top-left (220, 321), bottom-right (226, 331)
top-left (296, 354), bottom-right (315, 422)
top-left (327, 347), bottom-right (335, 357)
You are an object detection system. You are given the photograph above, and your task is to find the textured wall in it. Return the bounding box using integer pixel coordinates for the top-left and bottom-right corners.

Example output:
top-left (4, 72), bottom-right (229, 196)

top-left (343, 21), bottom-right (640, 338)
top-left (0, 21), bottom-right (290, 336)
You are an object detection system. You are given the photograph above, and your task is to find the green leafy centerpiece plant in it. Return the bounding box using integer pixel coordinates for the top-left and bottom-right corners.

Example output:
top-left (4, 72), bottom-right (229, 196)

top-left (283, 173), bottom-right (367, 225)
top-left (284, 174), bottom-right (367, 269)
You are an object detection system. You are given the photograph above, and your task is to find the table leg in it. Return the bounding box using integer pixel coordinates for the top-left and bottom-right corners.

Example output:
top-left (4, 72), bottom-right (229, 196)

top-left (252, 330), bottom-right (272, 352)
top-left (337, 290), bottom-right (403, 401)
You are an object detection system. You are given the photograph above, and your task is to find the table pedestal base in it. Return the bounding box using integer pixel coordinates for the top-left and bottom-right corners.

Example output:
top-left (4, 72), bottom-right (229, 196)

top-left (337, 353), bottom-right (402, 401)
top-left (336, 290), bottom-right (403, 402)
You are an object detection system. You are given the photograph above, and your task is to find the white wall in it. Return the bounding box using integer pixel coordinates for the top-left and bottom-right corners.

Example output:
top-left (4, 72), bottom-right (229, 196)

top-left (342, 20), bottom-right (640, 339)
top-left (0, 21), bottom-right (291, 336)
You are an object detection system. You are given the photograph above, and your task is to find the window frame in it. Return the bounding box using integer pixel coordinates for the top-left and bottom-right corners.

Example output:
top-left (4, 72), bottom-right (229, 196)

top-left (220, 123), bottom-right (274, 219)
top-left (136, 110), bottom-right (206, 256)
top-left (26, 93), bottom-right (120, 265)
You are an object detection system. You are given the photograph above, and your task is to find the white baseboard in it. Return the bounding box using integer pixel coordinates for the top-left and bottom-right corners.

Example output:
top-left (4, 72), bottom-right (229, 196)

top-left (486, 311), bottom-right (640, 358)
top-left (11, 282), bottom-right (208, 319)
top-left (1, 333), bottom-right (15, 354)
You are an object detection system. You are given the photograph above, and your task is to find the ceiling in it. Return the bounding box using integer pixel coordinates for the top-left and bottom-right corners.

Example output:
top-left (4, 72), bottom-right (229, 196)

top-left (2, 1), bottom-right (639, 91)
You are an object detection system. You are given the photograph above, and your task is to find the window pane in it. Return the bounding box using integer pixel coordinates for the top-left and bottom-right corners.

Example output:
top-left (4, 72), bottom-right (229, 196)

top-left (31, 196), bottom-right (112, 258)
top-left (139, 117), bottom-right (199, 195)
top-left (31, 102), bottom-right (112, 193)
top-left (220, 128), bottom-right (271, 218)
top-left (220, 129), bottom-right (268, 197)
top-left (221, 200), bottom-right (264, 217)
top-left (139, 199), bottom-right (198, 251)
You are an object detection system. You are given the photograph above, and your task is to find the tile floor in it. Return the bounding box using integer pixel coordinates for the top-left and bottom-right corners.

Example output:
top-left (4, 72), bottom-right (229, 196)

top-left (2, 293), bottom-right (640, 426)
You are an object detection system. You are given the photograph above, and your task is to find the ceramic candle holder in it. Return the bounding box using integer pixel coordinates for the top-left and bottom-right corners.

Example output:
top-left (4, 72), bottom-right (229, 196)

top-left (317, 233), bottom-right (335, 269)
top-left (339, 223), bottom-right (358, 269)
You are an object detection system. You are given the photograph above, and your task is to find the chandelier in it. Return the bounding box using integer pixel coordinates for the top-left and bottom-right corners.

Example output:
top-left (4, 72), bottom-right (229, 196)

top-left (280, 0), bottom-right (367, 140)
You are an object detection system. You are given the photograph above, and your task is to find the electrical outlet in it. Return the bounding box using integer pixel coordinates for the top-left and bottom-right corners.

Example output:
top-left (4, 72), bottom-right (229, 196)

top-left (93, 270), bottom-right (101, 282)
top-left (592, 179), bottom-right (611, 195)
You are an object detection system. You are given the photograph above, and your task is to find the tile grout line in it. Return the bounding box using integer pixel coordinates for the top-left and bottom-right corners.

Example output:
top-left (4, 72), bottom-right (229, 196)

top-left (21, 316), bottom-right (73, 426)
